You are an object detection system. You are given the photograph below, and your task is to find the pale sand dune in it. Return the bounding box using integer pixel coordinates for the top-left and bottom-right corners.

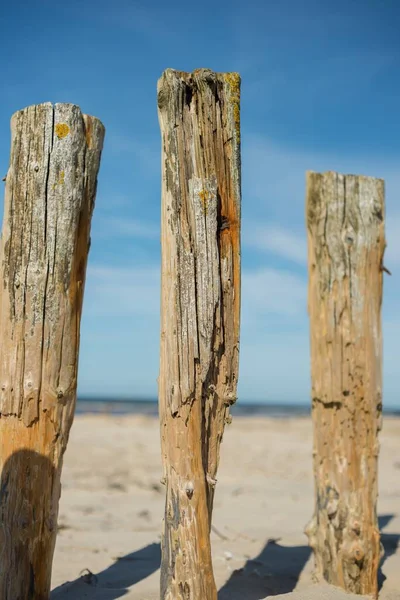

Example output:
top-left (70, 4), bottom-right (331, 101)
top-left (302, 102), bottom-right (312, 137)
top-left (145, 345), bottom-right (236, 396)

top-left (50, 415), bottom-right (400, 599)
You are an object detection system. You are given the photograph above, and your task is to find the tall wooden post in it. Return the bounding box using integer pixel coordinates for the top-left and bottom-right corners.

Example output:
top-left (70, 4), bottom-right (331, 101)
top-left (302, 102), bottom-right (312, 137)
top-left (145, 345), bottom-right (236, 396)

top-left (305, 171), bottom-right (385, 597)
top-left (157, 68), bottom-right (241, 599)
top-left (0, 103), bottom-right (104, 599)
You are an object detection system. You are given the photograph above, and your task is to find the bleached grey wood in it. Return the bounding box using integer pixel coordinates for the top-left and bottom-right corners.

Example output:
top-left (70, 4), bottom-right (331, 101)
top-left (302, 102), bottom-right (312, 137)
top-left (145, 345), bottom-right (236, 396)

top-left (305, 171), bottom-right (385, 597)
top-left (158, 68), bottom-right (241, 600)
top-left (0, 103), bottom-right (104, 599)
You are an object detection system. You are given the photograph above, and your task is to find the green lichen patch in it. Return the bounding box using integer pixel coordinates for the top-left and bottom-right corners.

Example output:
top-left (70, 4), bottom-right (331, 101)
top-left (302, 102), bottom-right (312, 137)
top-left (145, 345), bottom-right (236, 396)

top-left (224, 73), bottom-right (241, 144)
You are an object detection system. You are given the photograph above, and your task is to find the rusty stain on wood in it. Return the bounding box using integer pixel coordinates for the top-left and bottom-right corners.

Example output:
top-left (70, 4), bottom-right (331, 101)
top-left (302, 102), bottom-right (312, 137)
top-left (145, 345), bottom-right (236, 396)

top-left (305, 171), bottom-right (385, 598)
top-left (158, 68), bottom-right (241, 600)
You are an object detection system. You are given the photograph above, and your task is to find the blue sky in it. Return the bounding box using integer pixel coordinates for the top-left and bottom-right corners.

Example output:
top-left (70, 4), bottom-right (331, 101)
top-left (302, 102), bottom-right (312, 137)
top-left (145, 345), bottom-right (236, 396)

top-left (1, 0), bottom-right (400, 405)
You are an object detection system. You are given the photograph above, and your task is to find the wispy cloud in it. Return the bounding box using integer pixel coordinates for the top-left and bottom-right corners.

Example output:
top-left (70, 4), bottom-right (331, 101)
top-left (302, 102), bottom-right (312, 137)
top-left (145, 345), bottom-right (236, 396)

top-left (238, 331), bottom-right (310, 403)
top-left (85, 265), bottom-right (159, 317)
top-left (244, 224), bottom-right (307, 266)
top-left (385, 215), bottom-right (400, 268)
top-left (107, 133), bottom-right (159, 175)
top-left (245, 136), bottom-right (378, 209)
top-left (95, 193), bottom-right (134, 211)
top-left (243, 135), bottom-right (400, 247)
top-left (242, 268), bottom-right (307, 318)
top-left (94, 216), bottom-right (159, 240)
top-left (84, 263), bottom-right (307, 320)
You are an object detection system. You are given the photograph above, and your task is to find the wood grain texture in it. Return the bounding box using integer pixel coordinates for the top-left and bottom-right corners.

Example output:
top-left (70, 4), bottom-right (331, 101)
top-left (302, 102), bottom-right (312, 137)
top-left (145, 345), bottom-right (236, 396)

top-left (158, 68), bottom-right (241, 599)
top-left (305, 171), bottom-right (385, 597)
top-left (0, 103), bottom-right (104, 599)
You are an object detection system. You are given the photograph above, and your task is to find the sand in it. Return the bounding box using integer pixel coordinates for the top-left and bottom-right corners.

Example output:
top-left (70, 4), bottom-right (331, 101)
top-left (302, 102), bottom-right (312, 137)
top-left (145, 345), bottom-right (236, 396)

top-left (50, 414), bottom-right (400, 599)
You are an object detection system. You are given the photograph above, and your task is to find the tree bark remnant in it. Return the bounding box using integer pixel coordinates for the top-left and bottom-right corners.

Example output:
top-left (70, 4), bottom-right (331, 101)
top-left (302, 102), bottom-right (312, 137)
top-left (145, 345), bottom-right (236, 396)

top-left (0, 103), bottom-right (104, 599)
top-left (305, 171), bottom-right (385, 597)
top-left (157, 68), bottom-right (241, 600)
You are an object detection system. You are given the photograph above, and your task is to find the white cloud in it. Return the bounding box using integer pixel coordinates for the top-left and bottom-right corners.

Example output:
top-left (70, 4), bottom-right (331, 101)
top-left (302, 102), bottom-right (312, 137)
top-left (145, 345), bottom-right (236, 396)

top-left (81, 134), bottom-right (400, 403)
top-left (95, 192), bottom-right (133, 210)
top-left (238, 332), bottom-right (310, 403)
top-left (242, 135), bottom-right (400, 282)
top-left (242, 267), bottom-right (307, 319)
top-left (244, 224), bottom-right (307, 265)
top-left (94, 216), bottom-right (159, 240)
top-left (81, 262), bottom-right (309, 400)
top-left (385, 215), bottom-right (400, 268)
top-left (85, 265), bottom-right (159, 317)
top-left (84, 263), bottom-right (307, 320)
top-left (243, 135), bottom-right (400, 218)
top-left (107, 133), bottom-right (159, 174)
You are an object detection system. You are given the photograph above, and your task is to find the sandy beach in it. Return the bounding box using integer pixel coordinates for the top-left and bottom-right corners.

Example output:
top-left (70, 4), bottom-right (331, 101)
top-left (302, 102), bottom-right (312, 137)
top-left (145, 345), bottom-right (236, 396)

top-left (50, 414), bottom-right (400, 599)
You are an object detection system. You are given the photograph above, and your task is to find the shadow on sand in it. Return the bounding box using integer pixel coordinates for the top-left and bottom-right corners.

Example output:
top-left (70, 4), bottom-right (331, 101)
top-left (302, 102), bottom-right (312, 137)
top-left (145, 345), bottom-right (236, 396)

top-left (378, 514), bottom-right (400, 591)
top-left (51, 543), bottom-right (161, 599)
top-left (218, 538), bottom-right (312, 599)
top-left (50, 515), bottom-right (399, 598)
top-left (52, 537), bottom-right (311, 600)
top-left (218, 515), bottom-right (400, 600)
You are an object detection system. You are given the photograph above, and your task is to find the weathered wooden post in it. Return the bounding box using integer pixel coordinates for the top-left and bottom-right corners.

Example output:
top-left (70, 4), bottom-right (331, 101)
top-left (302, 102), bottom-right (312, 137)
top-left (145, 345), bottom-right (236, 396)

top-left (157, 68), bottom-right (241, 599)
top-left (305, 171), bottom-right (385, 597)
top-left (0, 103), bottom-right (104, 599)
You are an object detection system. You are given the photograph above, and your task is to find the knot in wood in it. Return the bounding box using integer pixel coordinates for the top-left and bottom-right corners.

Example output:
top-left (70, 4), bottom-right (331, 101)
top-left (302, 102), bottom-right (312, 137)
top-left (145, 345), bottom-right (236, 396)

top-left (344, 232), bottom-right (354, 245)
top-left (225, 413), bottom-right (233, 425)
top-left (224, 392), bottom-right (237, 406)
top-left (327, 498), bottom-right (339, 519)
top-left (185, 481), bottom-right (194, 499)
top-left (351, 521), bottom-right (361, 536)
top-left (351, 542), bottom-right (365, 564)
top-left (206, 473), bottom-right (217, 487)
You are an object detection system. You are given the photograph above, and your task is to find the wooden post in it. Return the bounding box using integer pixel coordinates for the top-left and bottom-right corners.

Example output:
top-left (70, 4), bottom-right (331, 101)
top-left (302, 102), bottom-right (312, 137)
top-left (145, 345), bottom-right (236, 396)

top-left (157, 68), bottom-right (241, 599)
top-left (305, 171), bottom-right (385, 597)
top-left (0, 103), bottom-right (104, 599)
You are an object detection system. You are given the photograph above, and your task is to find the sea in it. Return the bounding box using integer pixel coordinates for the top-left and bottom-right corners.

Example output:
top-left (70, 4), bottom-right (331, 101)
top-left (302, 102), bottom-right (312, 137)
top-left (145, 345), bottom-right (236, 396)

top-left (76, 398), bottom-right (400, 418)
